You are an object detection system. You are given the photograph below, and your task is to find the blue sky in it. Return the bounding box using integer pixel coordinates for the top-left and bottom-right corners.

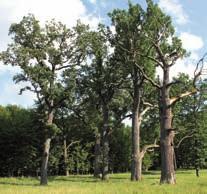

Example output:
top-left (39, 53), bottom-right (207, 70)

top-left (0, 0), bottom-right (206, 107)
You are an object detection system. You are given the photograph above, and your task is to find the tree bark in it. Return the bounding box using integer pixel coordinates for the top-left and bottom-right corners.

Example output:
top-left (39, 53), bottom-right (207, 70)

top-left (94, 133), bottom-right (101, 178)
top-left (101, 105), bottom-right (109, 180)
top-left (196, 167), bottom-right (199, 177)
top-left (40, 109), bottom-right (54, 185)
top-left (159, 68), bottom-right (176, 184)
top-left (63, 137), bottom-right (69, 176)
top-left (131, 78), bottom-right (142, 181)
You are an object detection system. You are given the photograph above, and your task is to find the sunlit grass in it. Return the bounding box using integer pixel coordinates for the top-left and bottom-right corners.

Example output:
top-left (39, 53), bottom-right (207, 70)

top-left (0, 170), bottom-right (206, 194)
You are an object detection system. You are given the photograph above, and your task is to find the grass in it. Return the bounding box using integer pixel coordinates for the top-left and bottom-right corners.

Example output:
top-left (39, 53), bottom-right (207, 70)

top-left (0, 170), bottom-right (207, 194)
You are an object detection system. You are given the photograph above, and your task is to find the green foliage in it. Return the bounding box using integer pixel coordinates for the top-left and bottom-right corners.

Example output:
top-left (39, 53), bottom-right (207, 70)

top-left (45, 123), bottom-right (60, 138)
top-left (0, 105), bottom-right (42, 176)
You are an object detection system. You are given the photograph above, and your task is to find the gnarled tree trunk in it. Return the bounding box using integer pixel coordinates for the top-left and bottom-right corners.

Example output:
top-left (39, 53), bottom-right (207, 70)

top-left (131, 78), bottom-right (142, 181)
top-left (40, 109), bottom-right (54, 185)
top-left (101, 105), bottom-right (110, 180)
top-left (63, 137), bottom-right (69, 176)
top-left (159, 68), bottom-right (176, 184)
top-left (94, 133), bottom-right (101, 178)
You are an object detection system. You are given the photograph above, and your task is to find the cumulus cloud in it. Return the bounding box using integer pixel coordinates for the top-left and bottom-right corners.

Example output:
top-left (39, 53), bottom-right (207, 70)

top-left (89, 0), bottom-right (96, 4)
top-left (158, 0), bottom-right (188, 25)
top-left (0, 78), bottom-right (36, 107)
top-left (179, 32), bottom-right (204, 52)
top-left (0, 0), bottom-right (100, 28)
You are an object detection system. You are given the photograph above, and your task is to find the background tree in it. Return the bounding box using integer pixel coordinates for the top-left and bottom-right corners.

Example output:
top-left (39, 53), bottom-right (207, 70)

top-left (109, 2), bottom-right (158, 181)
top-left (0, 105), bottom-right (42, 177)
top-left (78, 24), bottom-right (126, 180)
top-left (0, 15), bottom-right (88, 185)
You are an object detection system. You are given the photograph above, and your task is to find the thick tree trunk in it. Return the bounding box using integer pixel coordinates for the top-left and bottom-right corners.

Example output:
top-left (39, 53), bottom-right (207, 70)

top-left (63, 137), bottom-right (69, 176)
top-left (94, 133), bottom-right (101, 178)
top-left (159, 68), bottom-right (176, 184)
top-left (196, 167), bottom-right (199, 177)
top-left (101, 105), bottom-right (109, 180)
top-left (40, 138), bottom-right (51, 185)
top-left (40, 109), bottom-right (54, 185)
top-left (131, 80), bottom-right (142, 181)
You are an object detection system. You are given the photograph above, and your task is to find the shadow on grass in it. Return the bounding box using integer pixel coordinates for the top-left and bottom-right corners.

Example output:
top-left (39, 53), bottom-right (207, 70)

top-left (175, 170), bottom-right (194, 175)
top-left (50, 175), bottom-right (100, 183)
top-left (0, 181), bottom-right (39, 186)
top-left (143, 171), bottom-right (160, 175)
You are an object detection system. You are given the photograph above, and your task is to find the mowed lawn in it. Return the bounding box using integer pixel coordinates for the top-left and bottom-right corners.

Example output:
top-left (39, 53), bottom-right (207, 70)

top-left (0, 170), bottom-right (207, 194)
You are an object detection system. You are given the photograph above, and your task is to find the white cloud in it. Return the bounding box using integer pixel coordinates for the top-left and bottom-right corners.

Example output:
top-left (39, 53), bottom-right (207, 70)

top-left (179, 32), bottom-right (204, 52)
top-left (158, 0), bottom-right (188, 25)
top-left (156, 56), bottom-right (200, 81)
top-left (0, 63), bottom-right (21, 76)
top-left (89, 0), bottom-right (96, 4)
top-left (0, 79), bottom-right (36, 107)
top-left (0, 0), bottom-right (100, 28)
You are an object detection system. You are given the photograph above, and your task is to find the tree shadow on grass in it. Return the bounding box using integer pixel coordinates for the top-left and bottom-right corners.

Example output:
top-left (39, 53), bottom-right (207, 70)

top-left (175, 170), bottom-right (194, 175)
top-left (143, 171), bottom-right (160, 175)
top-left (0, 181), bottom-right (39, 186)
top-left (49, 175), bottom-right (100, 183)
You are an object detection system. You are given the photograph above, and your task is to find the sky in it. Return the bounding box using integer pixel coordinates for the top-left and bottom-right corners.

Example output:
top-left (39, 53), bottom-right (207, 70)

top-left (0, 0), bottom-right (206, 107)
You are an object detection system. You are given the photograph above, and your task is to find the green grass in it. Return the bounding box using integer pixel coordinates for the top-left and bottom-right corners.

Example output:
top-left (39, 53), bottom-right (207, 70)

top-left (0, 170), bottom-right (207, 194)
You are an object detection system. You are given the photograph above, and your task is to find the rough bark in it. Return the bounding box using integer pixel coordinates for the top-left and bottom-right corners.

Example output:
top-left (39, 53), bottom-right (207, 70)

top-left (40, 109), bottom-right (54, 185)
top-left (159, 68), bottom-right (176, 184)
top-left (131, 78), bottom-right (142, 181)
top-left (63, 137), bottom-right (69, 176)
top-left (101, 105), bottom-right (109, 180)
top-left (196, 167), bottom-right (199, 177)
top-left (94, 133), bottom-right (101, 178)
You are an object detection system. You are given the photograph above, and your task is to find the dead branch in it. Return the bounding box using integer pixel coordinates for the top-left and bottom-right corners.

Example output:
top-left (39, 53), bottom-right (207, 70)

top-left (170, 54), bottom-right (207, 105)
top-left (175, 132), bottom-right (194, 149)
top-left (170, 89), bottom-right (197, 105)
top-left (140, 139), bottom-right (159, 158)
top-left (66, 141), bottom-right (80, 150)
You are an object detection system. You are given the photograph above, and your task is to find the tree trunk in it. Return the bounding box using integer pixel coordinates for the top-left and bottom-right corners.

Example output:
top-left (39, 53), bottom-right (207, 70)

top-left (63, 137), bottom-right (69, 176)
top-left (94, 133), bottom-right (101, 178)
top-left (101, 105), bottom-right (109, 180)
top-left (40, 109), bottom-right (54, 185)
top-left (159, 68), bottom-right (176, 184)
top-left (196, 167), bottom-right (199, 177)
top-left (131, 80), bottom-right (142, 181)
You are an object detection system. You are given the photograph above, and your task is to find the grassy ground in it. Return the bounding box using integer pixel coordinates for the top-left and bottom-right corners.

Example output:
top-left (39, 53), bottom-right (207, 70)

top-left (0, 170), bottom-right (207, 194)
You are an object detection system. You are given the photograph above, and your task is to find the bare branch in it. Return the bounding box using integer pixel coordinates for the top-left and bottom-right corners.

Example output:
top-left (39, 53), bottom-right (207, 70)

top-left (152, 42), bottom-right (167, 67)
top-left (66, 141), bottom-right (80, 150)
top-left (140, 107), bottom-right (151, 118)
top-left (193, 53), bottom-right (207, 87)
top-left (170, 54), bottom-right (207, 105)
top-left (166, 80), bottom-right (182, 88)
top-left (170, 89), bottom-right (197, 106)
top-left (140, 139), bottom-right (159, 158)
top-left (120, 114), bottom-right (132, 122)
top-left (136, 52), bottom-right (164, 68)
top-left (135, 63), bottom-right (161, 89)
top-left (175, 132), bottom-right (194, 149)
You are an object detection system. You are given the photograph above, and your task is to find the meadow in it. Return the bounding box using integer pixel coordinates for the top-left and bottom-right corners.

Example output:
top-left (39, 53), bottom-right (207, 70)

top-left (0, 170), bottom-right (207, 194)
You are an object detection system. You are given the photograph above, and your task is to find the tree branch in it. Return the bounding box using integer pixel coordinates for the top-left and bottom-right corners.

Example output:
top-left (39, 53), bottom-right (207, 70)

top-left (140, 139), bottom-right (159, 158)
top-left (170, 89), bottom-right (197, 106)
top-left (170, 54), bottom-right (207, 105)
top-left (66, 140), bottom-right (80, 151)
top-left (175, 132), bottom-right (194, 149)
top-left (135, 63), bottom-right (161, 89)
